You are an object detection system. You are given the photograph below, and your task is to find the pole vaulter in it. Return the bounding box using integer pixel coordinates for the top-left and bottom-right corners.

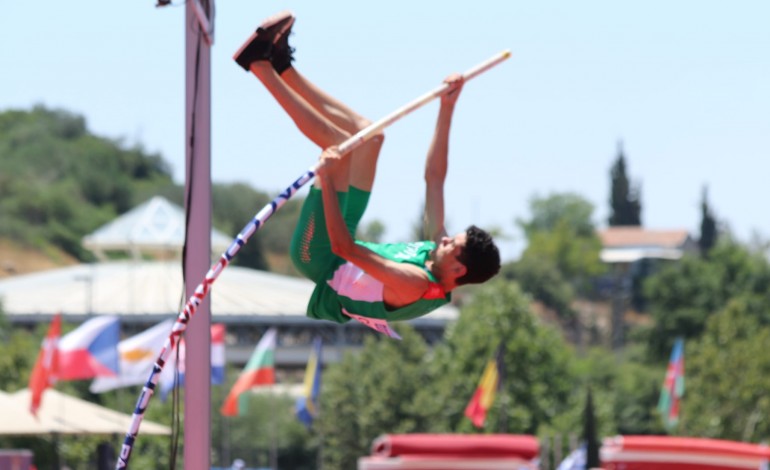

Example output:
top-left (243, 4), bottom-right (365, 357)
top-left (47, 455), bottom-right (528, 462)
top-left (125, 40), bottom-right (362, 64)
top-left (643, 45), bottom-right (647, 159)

top-left (115, 49), bottom-right (510, 469)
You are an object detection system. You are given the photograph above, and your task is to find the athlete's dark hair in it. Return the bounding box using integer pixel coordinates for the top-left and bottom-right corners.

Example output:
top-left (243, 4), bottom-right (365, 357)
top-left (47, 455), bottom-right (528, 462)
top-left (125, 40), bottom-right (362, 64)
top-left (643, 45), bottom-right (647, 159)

top-left (456, 225), bottom-right (501, 285)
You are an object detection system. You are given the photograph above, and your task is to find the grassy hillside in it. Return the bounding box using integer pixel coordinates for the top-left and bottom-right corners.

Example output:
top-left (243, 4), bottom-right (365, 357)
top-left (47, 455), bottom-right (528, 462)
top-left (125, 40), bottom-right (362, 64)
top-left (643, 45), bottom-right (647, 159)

top-left (0, 106), bottom-right (174, 260)
top-left (0, 239), bottom-right (78, 279)
top-left (0, 106), bottom-right (304, 272)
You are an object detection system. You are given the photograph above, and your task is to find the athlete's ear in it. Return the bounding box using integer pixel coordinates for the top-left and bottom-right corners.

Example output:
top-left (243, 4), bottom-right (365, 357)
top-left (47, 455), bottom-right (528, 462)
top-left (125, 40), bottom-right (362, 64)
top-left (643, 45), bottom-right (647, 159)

top-left (454, 263), bottom-right (467, 278)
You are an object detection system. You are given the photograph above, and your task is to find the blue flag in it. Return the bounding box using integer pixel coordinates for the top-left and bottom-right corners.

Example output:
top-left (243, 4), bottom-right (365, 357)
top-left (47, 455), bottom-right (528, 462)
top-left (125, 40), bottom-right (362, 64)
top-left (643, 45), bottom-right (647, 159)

top-left (295, 337), bottom-right (322, 427)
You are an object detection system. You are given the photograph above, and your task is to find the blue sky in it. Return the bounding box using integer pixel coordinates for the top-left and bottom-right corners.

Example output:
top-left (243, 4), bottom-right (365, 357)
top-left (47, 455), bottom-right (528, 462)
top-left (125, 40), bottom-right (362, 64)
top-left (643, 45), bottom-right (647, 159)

top-left (2, 1), bottom-right (769, 261)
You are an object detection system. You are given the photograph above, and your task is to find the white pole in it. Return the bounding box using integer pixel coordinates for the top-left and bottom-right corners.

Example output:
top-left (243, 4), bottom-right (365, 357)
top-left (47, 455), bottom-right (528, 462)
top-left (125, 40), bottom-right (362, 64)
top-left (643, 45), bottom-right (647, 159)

top-left (336, 50), bottom-right (511, 156)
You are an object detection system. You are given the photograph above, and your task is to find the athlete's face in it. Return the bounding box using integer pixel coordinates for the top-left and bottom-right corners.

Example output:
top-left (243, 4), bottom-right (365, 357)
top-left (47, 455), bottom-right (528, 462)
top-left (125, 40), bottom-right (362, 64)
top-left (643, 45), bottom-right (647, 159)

top-left (435, 232), bottom-right (468, 283)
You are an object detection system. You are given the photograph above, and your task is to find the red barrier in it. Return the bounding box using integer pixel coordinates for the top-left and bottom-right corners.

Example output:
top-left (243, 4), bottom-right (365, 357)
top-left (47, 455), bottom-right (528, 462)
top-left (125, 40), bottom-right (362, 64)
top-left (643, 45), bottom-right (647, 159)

top-left (602, 435), bottom-right (770, 470)
top-left (371, 434), bottom-right (539, 459)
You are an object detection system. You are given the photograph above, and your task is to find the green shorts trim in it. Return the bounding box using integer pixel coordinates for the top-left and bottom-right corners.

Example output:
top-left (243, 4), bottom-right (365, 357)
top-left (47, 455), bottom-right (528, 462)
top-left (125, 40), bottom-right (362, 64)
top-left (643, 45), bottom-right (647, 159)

top-left (290, 186), bottom-right (370, 283)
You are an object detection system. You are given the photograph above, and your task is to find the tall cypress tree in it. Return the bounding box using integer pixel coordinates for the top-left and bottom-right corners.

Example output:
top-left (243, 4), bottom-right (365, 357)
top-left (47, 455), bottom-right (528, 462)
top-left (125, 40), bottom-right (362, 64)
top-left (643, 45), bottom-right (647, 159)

top-left (608, 142), bottom-right (642, 226)
top-left (698, 185), bottom-right (718, 257)
top-left (584, 387), bottom-right (601, 469)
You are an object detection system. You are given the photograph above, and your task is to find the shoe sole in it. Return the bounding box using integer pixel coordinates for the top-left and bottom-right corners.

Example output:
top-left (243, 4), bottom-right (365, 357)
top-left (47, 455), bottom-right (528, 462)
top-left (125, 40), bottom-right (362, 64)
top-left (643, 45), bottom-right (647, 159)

top-left (260, 10), bottom-right (294, 34)
top-left (233, 11), bottom-right (295, 67)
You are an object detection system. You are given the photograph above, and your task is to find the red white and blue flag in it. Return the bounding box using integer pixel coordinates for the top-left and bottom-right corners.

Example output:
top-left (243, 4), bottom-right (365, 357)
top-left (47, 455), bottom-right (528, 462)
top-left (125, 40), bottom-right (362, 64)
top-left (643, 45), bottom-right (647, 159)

top-left (159, 323), bottom-right (226, 400)
top-left (57, 316), bottom-right (120, 380)
top-left (657, 337), bottom-right (685, 430)
top-left (211, 323), bottom-right (226, 384)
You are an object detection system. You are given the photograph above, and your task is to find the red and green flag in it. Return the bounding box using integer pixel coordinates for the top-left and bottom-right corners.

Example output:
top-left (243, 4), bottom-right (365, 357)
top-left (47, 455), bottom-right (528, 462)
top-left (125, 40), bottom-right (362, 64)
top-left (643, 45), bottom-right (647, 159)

top-left (220, 327), bottom-right (277, 417)
top-left (657, 337), bottom-right (685, 430)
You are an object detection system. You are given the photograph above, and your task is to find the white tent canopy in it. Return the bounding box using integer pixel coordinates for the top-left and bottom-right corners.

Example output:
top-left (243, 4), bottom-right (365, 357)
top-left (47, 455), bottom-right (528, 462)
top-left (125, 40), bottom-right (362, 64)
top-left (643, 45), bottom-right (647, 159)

top-left (0, 389), bottom-right (170, 435)
top-left (0, 391), bottom-right (74, 435)
top-left (82, 196), bottom-right (232, 260)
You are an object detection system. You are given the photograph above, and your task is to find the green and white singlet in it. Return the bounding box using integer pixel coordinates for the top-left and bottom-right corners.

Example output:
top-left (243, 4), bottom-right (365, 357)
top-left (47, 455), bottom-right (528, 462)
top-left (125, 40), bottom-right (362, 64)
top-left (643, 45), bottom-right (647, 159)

top-left (289, 187), bottom-right (450, 336)
top-left (307, 240), bottom-right (451, 325)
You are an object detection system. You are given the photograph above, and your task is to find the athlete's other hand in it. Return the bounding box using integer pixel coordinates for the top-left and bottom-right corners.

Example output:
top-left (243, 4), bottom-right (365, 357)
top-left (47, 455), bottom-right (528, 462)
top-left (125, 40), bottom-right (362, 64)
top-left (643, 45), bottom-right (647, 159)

top-left (316, 145), bottom-right (343, 179)
top-left (441, 73), bottom-right (464, 107)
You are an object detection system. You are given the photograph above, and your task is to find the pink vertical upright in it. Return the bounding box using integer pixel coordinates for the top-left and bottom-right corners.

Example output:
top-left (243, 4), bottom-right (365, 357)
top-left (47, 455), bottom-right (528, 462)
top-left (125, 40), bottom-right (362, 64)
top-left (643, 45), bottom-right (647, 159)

top-left (184, 0), bottom-right (213, 468)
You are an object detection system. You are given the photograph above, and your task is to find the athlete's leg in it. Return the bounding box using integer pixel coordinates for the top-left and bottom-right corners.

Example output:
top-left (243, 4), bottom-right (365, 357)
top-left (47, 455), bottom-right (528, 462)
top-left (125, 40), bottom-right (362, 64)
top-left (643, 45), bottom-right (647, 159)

top-left (249, 63), bottom-right (348, 149)
top-left (280, 69), bottom-right (368, 135)
top-left (270, 15), bottom-right (384, 193)
top-left (234, 12), bottom-right (353, 190)
top-left (280, 67), bottom-right (384, 193)
top-left (235, 11), bottom-right (383, 191)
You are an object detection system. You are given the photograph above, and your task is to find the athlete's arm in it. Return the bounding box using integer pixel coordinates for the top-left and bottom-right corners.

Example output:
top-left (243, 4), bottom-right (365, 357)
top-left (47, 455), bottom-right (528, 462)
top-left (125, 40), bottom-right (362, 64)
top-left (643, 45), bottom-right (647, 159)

top-left (316, 147), bottom-right (431, 301)
top-left (424, 73), bottom-right (464, 244)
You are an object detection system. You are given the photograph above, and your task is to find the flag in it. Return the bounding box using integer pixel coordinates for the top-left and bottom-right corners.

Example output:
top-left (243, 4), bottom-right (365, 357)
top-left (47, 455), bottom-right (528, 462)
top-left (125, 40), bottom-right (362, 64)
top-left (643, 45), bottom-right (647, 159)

top-left (464, 345), bottom-right (503, 428)
top-left (89, 319), bottom-right (174, 393)
top-left (295, 336), bottom-right (322, 427)
top-left (158, 323), bottom-right (226, 400)
top-left (57, 316), bottom-right (120, 380)
top-left (556, 445), bottom-right (587, 470)
top-left (220, 328), bottom-right (277, 417)
top-left (28, 313), bottom-right (61, 416)
top-left (657, 337), bottom-right (685, 430)
top-left (211, 323), bottom-right (226, 384)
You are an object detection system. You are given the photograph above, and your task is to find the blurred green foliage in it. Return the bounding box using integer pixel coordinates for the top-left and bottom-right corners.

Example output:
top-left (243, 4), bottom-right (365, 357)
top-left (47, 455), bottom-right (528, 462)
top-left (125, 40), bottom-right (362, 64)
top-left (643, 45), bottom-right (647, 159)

top-left (0, 106), bottom-right (305, 270)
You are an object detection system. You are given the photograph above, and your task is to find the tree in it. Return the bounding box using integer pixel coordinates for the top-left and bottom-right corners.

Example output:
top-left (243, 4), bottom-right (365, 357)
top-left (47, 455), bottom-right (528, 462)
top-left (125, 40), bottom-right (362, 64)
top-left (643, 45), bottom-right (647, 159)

top-left (414, 280), bottom-right (576, 434)
top-left (507, 193), bottom-right (605, 319)
top-left (584, 388), bottom-right (600, 469)
top-left (682, 301), bottom-right (770, 441)
top-left (608, 142), bottom-right (642, 226)
top-left (502, 256), bottom-right (574, 317)
top-left (698, 185), bottom-right (718, 257)
top-left (564, 346), bottom-right (666, 438)
top-left (642, 238), bottom-right (770, 359)
top-left (357, 220), bottom-right (386, 243)
top-left (211, 182), bottom-right (271, 271)
top-left (0, 107), bottom-right (175, 260)
top-left (0, 315), bottom-right (37, 392)
top-left (518, 193), bottom-right (596, 239)
top-left (517, 193), bottom-right (605, 283)
top-left (210, 392), bottom-right (316, 470)
top-left (316, 326), bottom-right (433, 469)
top-left (315, 281), bottom-right (579, 466)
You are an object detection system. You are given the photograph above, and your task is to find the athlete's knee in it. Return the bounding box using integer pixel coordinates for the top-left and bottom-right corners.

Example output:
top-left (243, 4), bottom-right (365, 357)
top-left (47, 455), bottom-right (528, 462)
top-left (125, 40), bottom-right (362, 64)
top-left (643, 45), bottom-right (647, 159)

top-left (369, 131), bottom-right (385, 146)
top-left (355, 118), bottom-right (385, 144)
top-left (355, 117), bottom-right (373, 133)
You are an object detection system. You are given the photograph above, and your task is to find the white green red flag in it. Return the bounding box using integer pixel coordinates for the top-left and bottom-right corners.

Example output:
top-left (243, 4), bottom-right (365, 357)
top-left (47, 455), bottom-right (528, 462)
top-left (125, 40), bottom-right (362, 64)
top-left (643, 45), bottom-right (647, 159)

top-left (220, 327), bottom-right (277, 417)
